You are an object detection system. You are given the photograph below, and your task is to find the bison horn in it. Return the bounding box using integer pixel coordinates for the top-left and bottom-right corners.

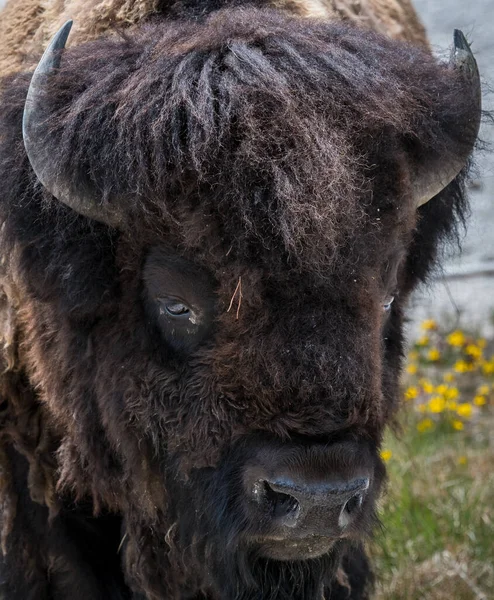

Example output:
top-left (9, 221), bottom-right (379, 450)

top-left (413, 30), bottom-right (482, 208)
top-left (22, 21), bottom-right (124, 228)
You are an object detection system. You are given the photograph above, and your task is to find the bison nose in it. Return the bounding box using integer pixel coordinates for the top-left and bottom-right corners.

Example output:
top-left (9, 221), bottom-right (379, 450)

top-left (250, 476), bottom-right (370, 534)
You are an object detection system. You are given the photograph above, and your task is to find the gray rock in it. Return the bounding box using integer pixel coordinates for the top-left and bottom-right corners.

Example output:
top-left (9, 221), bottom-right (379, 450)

top-left (410, 1), bottom-right (494, 336)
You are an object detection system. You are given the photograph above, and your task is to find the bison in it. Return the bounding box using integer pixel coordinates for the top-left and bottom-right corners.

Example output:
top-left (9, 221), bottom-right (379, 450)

top-left (0, 0), bottom-right (482, 598)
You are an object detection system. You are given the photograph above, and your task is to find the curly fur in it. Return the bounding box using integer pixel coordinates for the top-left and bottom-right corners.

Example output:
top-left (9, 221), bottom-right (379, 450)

top-left (0, 2), bottom-right (479, 599)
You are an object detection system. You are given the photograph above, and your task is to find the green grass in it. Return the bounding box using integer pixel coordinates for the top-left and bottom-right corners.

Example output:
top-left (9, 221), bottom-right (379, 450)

top-left (372, 404), bottom-right (494, 599)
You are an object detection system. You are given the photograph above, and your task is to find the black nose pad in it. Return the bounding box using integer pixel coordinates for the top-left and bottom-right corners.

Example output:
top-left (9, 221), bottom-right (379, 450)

top-left (338, 489), bottom-right (365, 528)
top-left (251, 476), bottom-right (370, 532)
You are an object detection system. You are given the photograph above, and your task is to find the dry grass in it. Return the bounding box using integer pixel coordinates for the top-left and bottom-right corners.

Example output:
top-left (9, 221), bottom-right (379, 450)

top-left (372, 320), bottom-right (494, 600)
top-left (373, 416), bottom-right (494, 599)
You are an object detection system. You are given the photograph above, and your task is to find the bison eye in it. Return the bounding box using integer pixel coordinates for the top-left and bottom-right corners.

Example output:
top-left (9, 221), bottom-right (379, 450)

top-left (383, 296), bottom-right (395, 312)
top-left (143, 247), bottom-right (216, 354)
top-left (161, 300), bottom-right (191, 318)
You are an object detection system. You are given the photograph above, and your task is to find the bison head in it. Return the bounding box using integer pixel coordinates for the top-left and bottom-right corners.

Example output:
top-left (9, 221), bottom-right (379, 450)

top-left (0, 6), bottom-right (480, 599)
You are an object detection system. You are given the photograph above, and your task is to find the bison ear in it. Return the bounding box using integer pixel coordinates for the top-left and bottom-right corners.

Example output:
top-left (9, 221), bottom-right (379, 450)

top-left (412, 30), bottom-right (481, 209)
top-left (22, 21), bottom-right (125, 228)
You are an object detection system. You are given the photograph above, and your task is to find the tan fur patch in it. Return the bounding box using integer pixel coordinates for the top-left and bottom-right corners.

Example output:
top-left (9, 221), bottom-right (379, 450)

top-left (0, 0), bottom-right (428, 78)
top-left (273, 0), bottom-right (428, 47)
top-left (272, 0), bottom-right (332, 18)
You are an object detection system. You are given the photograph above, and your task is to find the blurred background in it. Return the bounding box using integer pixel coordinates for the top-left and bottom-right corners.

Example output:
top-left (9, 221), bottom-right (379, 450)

top-left (373, 7), bottom-right (494, 599)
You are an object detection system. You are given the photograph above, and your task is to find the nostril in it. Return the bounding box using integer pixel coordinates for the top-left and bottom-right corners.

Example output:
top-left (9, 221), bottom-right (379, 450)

top-left (344, 492), bottom-right (363, 515)
top-left (253, 480), bottom-right (300, 523)
top-left (339, 492), bottom-right (364, 528)
top-left (264, 481), bottom-right (300, 520)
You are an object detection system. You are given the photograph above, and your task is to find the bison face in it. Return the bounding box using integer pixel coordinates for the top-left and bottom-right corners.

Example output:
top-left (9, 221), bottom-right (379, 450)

top-left (5, 5), bottom-right (480, 599)
top-left (119, 236), bottom-right (394, 593)
top-left (139, 245), bottom-right (392, 559)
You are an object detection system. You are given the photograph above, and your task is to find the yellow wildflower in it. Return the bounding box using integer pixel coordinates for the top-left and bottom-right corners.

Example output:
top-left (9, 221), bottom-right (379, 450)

top-left (447, 330), bottom-right (465, 347)
top-left (428, 348), bottom-right (441, 362)
top-left (428, 396), bottom-right (446, 413)
top-left (417, 335), bottom-right (430, 347)
top-left (380, 450), bottom-right (392, 462)
top-left (477, 338), bottom-right (487, 349)
top-left (482, 361), bottom-right (494, 375)
top-left (454, 360), bottom-right (471, 373)
top-left (417, 418), bottom-right (434, 433)
top-left (446, 387), bottom-right (459, 401)
top-left (445, 400), bottom-right (458, 411)
top-left (457, 403), bottom-right (473, 418)
top-left (421, 319), bottom-right (437, 331)
top-left (465, 344), bottom-right (483, 360)
top-left (443, 372), bottom-right (455, 383)
top-left (435, 384), bottom-right (448, 396)
top-left (458, 455), bottom-right (467, 464)
top-left (407, 364), bottom-right (418, 375)
top-left (404, 386), bottom-right (419, 400)
top-left (452, 420), bottom-right (464, 431)
top-left (473, 395), bottom-right (486, 407)
top-left (477, 385), bottom-right (490, 396)
top-left (420, 380), bottom-right (435, 394)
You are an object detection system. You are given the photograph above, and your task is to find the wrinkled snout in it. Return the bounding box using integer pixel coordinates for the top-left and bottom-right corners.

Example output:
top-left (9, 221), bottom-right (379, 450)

top-left (241, 437), bottom-right (380, 560)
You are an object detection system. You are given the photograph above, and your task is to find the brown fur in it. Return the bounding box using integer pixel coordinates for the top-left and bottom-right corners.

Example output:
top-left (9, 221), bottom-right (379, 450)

top-left (0, 0), bottom-right (428, 77)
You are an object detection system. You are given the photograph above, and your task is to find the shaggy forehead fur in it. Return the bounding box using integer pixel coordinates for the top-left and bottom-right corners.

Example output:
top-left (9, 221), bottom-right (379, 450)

top-left (20, 7), bottom-right (469, 275)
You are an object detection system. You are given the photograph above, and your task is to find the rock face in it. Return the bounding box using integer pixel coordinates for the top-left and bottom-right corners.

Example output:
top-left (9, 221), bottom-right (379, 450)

top-left (410, 1), bottom-right (494, 335)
